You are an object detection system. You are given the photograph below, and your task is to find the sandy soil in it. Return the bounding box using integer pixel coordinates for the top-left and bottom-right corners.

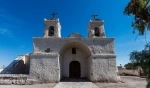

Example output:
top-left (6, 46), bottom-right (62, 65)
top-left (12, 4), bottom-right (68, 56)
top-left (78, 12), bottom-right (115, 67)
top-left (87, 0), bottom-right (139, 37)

top-left (95, 76), bottom-right (147, 88)
top-left (0, 83), bottom-right (57, 88)
top-left (0, 76), bottom-right (147, 88)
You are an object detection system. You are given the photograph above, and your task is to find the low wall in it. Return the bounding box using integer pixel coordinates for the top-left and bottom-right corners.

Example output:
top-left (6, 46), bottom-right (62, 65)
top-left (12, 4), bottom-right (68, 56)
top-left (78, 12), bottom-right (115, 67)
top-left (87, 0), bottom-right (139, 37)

top-left (0, 74), bottom-right (32, 85)
top-left (118, 68), bottom-right (139, 76)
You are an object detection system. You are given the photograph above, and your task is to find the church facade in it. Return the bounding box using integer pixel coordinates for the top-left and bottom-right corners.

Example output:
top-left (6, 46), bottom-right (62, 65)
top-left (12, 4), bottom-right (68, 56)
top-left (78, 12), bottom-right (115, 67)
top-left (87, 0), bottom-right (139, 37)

top-left (29, 16), bottom-right (119, 82)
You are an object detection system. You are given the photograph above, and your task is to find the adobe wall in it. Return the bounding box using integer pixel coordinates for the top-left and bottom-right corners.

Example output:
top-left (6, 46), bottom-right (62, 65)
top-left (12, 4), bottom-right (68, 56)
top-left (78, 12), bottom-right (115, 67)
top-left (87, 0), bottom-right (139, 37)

top-left (90, 54), bottom-right (119, 82)
top-left (29, 37), bottom-right (119, 82)
top-left (32, 37), bottom-right (114, 54)
top-left (29, 53), bottom-right (60, 83)
top-left (60, 48), bottom-right (90, 78)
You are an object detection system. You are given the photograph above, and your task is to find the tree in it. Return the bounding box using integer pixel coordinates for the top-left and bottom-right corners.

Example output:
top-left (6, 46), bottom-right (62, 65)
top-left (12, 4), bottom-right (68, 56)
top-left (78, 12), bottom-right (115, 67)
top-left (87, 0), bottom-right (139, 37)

top-left (124, 0), bottom-right (150, 35)
top-left (124, 0), bottom-right (150, 87)
top-left (124, 62), bottom-right (136, 69)
top-left (129, 43), bottom-right (150, 88)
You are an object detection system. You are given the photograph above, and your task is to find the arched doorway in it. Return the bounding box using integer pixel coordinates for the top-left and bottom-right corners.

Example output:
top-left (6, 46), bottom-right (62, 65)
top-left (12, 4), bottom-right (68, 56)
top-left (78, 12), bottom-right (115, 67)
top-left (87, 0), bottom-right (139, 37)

top-left (69, 61), bottom-right (81, 78)
top-left (59, 42), bottom-right (92, 80)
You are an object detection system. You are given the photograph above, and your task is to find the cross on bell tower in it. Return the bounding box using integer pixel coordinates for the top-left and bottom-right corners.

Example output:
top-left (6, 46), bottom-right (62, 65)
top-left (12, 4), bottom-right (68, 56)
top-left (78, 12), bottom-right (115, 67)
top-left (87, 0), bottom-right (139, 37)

top-left (43, 12), bottom-right (61, 38)
top-left (51, 12), bottom-right (57, 19)
top-left (92, 14), bottom-right (98, 20)
top-left (92, 14), bottom-right (101, 21)
top-left (88, 14), bottom-right (105, 38)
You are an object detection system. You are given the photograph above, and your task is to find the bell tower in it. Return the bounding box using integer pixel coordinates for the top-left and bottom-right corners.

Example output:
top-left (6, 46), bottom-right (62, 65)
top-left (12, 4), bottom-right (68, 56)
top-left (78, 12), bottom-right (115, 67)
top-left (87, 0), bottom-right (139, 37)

top-left (88, 14), bottom-right (105, 38)
top-left (43, 12), bottom-right (61, 38)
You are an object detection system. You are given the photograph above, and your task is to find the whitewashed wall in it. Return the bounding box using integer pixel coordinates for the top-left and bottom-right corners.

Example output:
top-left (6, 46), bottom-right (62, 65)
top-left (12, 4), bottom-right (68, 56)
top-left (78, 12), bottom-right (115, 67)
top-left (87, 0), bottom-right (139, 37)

top-left (90, 54), bottom-right (118, 82)
top-left (0, 69), bottom-right (3, 73)
top-left (43, 19), bottom-right (61, 38)
top-left (29, 54), bottom-right (60, 82)
top-left (61, 48), bottom-right (89, 78)
top-left (32, 38), bottom-right (114, 54)
top-left (29, 37), bottom-right (119, 82)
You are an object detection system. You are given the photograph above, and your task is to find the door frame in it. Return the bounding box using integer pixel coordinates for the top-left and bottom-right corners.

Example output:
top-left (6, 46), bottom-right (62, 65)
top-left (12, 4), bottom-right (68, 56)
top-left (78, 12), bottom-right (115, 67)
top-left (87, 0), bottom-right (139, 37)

top-left (69, 61), bottom-right (81, 78)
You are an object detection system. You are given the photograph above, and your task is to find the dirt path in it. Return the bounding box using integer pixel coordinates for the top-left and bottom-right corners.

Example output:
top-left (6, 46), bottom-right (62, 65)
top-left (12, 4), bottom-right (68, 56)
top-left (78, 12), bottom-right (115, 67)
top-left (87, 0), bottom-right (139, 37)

top-left (95, 76), bottom-right (147, 88)
top-left (0, 76), bottom-right (147, 88)
top-left (0, 83), bottom-right (56, 88)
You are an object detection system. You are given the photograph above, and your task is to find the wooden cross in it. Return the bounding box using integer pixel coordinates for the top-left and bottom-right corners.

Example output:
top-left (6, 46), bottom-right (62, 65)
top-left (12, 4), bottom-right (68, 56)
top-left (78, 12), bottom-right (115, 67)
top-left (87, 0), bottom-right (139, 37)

top-left (51, 12), bottom-right (57, 19)
top-left (92, 14), bottom-right (98, 20)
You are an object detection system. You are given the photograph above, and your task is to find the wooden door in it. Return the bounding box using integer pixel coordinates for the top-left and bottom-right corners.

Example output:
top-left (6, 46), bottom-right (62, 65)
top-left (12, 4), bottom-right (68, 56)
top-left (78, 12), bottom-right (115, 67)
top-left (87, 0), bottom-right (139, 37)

top-left (69, 61), bottom-right (80, 78)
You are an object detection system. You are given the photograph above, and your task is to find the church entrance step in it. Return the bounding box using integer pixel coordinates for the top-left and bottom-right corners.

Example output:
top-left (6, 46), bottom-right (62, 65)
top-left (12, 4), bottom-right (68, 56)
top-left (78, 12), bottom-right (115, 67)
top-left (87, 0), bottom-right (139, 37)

top-left (61, 78), bottom-right (89, 82)
top-left (53, 82), bottom-right (99, 88)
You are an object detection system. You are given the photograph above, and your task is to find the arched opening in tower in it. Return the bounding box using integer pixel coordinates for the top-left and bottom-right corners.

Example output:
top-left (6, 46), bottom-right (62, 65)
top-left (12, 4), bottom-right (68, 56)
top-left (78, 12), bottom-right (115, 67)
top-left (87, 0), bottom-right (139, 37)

top-left (48, 26), bottom-right (54, 36)
top-left (94, 27), bottom-right (100, 37)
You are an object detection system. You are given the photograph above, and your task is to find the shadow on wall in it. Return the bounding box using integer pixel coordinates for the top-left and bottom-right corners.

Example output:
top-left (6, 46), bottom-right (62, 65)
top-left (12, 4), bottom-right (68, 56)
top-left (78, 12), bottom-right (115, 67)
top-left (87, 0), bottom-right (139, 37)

top-left (1, 60), bottom-right (26, 74)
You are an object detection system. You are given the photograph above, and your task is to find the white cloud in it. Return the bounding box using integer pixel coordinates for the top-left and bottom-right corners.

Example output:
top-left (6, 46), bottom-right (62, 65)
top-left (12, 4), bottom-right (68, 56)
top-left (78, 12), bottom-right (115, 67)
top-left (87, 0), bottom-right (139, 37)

top-left (0, 28), bottom-right (14, 38)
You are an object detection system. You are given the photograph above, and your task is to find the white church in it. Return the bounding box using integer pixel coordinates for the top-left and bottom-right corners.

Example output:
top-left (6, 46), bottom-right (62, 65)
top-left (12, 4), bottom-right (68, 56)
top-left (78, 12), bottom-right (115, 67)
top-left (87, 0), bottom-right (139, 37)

top-left (1, 13), bottom-right (119, 83)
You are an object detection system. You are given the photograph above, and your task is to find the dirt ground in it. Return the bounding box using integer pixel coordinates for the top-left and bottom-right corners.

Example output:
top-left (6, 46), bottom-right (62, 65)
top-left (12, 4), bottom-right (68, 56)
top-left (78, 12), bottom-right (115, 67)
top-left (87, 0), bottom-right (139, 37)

top-left (0, 76), bottom-right (147, 88)
top-left (95, 76), bottom-right (147, 88)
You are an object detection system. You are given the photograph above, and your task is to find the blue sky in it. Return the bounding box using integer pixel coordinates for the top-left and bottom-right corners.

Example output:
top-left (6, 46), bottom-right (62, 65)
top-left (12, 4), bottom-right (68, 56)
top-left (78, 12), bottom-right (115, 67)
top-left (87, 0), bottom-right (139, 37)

top-left (0, 0), bottom-right (150, 67)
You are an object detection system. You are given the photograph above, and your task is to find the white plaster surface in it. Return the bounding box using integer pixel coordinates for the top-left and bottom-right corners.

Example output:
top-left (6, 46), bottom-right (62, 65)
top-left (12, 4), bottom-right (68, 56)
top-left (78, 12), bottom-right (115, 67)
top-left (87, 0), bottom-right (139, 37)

top-left (61, 48), bottom-right (89, 78)
top-left (30, 38), bottom-right (118, 82)
top-left (43, 19), bottom-right (61, 38)
top-left (0, 69), bottom-right (3, 73)
top-left (88, 20), bottom-right (105, 38)
top-left (29, 54), bottom-right (60, 82)
top-left (91, 58), bottom-right (118, 82)
top-left (68, 33), bottom-right (83, 38)
top-left (32, 38), bottom-right (115, 54)
top-left (29, 18), bottom-right (119, 83)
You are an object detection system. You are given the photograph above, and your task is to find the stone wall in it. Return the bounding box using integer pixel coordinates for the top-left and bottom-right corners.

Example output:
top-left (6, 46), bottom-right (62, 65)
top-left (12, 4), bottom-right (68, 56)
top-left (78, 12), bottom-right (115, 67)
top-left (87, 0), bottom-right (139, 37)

top-left (0, 74), bottom-right (31, 85)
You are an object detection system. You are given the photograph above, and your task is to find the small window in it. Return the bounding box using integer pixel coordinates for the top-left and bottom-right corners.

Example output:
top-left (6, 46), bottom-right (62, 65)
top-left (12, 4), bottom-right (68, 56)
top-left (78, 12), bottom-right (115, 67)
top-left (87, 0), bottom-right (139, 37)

top-left (72, 48), bottom-right (76, 54)
top-left (48, 26), bottom-right (54, 36)
top-left (94, 27), bottom-right (100, 36)
top-left (45, 48), bottom-right (50, 53)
